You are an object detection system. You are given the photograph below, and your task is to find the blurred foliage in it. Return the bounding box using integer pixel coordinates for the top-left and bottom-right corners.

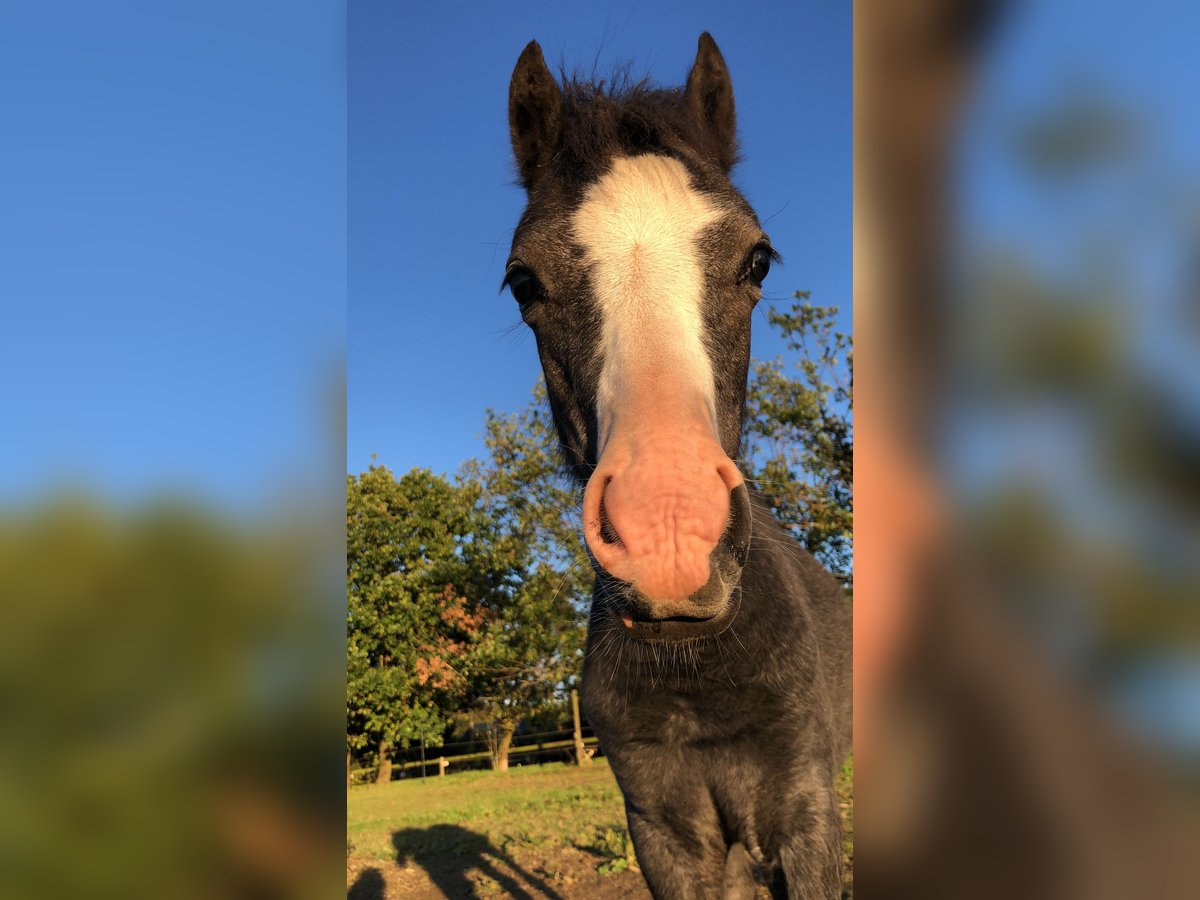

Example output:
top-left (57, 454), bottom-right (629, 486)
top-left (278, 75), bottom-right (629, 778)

top-left (952, 80), bottom-right (1200, 763)
top-left (0, 498), bottom-right (341, 899)
top-left (742, 293), bottom-right (854, 576)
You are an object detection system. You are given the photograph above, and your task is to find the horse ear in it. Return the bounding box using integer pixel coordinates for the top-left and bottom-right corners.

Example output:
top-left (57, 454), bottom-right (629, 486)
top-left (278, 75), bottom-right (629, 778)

top-left (509, 41), bottom-right (562, 190)
top-left (684, 33), bottom-right (737, 172)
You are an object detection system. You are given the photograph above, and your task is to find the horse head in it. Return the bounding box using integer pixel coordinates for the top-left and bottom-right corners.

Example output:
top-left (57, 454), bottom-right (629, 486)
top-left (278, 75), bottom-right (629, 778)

top-left (506, 34), bottom-right (774, 641)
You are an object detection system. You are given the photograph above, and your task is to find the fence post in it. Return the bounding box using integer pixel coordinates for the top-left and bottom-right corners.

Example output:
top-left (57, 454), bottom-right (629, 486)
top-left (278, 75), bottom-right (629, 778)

top-left (438, 756), bottom-right (448, 777)
top-left (572, 688), bottom-right (591, 766)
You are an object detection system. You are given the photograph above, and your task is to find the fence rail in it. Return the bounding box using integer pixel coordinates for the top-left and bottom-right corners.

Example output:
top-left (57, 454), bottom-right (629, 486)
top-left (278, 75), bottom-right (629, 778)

top-left (349, 726), bottom-right (601, 784)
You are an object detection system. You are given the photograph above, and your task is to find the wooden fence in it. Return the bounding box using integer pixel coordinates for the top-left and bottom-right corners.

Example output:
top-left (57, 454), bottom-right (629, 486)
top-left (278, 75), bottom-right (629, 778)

top-left (349, 726), bottom-right (602, 785)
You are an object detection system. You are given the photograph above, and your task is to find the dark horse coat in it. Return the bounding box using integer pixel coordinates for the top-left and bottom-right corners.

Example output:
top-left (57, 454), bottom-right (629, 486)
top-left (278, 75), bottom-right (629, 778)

top-left (584, 495), bottom-right (852, 898)
top-left (505, 33), bottom-right (852, 899)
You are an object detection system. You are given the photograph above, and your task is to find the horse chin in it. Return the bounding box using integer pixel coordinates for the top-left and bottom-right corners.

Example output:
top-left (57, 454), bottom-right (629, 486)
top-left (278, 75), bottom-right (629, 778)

top-left (598, 543), bottom-right (746, 643)
top-left (619, 584), bottom-right (743, 643)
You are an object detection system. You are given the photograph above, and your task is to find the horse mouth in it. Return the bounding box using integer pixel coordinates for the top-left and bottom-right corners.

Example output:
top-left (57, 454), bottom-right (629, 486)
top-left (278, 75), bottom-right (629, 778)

top-left (614, 587), bottom-right (743, 642)
top-left (597, 484), bottom-right (750, 643)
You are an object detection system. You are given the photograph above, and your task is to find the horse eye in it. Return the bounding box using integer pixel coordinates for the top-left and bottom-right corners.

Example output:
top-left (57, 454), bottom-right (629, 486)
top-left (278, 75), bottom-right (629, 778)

top-left (505, 267), bottom-right (541, 305)
top-left (747, 246), bottom-right (772, 286)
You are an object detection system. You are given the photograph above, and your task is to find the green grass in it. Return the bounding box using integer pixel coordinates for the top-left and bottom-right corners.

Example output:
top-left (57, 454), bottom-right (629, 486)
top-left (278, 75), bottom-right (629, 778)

top-left (348, 761), bottom-right (631, 864)
top-left (838, 755), bottom-right (854, 880)
top-left (347, 756), bottom-right (854, 895)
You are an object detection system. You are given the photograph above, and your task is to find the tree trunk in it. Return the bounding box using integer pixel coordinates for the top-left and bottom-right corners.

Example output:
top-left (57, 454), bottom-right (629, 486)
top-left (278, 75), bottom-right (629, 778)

top-left (347, 748), bottom-right (352, 787)
top-left (491, 722), bottom-right (515, 771)
top-left (375, 739), bottom-right (392, 784)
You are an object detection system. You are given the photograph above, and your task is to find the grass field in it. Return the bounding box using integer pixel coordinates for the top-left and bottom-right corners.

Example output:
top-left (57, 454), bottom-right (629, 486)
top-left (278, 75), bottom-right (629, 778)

top-left (347, 757), bottom-right (853, 898)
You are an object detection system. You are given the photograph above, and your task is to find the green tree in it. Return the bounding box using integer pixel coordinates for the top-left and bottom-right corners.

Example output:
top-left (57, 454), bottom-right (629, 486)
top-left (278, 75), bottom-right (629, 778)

top-left (742, 292), bottom-right (853, 577)
top-left (458, 385), bottom-right (591, 770)
top-left (346, 465), bottom-right (483, 783)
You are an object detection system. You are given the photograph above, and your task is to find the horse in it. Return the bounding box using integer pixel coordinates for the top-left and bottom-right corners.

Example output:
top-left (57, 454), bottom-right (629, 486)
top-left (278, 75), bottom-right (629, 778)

top-left (504, 34), bottom-right (852, 898)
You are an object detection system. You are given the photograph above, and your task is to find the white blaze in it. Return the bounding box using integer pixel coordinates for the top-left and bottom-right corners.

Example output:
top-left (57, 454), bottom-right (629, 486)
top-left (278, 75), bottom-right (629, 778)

top-left (570, 154), bottom-right (722, 450)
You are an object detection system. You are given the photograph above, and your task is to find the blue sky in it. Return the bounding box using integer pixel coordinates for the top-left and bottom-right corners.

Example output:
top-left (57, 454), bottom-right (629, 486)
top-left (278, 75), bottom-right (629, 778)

top-left (348, 1), bottom-right (852, 480)
top-left (5, 1), bottom-right (1189, 515)
top-left (0, 3), bottom-right (345, 509)
top-left (0, 3), bottom-right (849, 507)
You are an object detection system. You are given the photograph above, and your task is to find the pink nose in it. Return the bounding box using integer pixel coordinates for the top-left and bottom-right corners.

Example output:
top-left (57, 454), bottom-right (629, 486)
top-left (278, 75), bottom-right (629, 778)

top-left (582, 424), bottom-right (744, 612)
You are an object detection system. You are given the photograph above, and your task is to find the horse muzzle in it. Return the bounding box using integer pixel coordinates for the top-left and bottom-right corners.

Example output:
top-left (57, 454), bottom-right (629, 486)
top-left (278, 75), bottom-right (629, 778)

top-left (590, 482), bottom-right (752, 642)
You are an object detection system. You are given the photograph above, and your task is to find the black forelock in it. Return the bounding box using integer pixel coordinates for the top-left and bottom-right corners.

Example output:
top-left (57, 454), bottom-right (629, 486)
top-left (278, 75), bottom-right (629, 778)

top-left (547, 68), bottom-right (739, 188)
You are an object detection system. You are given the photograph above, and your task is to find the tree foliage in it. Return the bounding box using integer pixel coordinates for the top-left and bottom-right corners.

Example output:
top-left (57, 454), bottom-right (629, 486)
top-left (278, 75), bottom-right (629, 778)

top-left (346, 466), bottom-right (483, 777)
top-left (458, 385), bottom-right (590, 768)
top-left (742, 293), bottom-right (853, 576)
top-left (346, 388), bottom-right (589, 775)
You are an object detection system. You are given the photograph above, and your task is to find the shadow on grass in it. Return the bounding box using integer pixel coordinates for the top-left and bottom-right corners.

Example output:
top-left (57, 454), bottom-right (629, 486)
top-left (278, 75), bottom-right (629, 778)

top-left (392, 824), bottom-right (564, 900)
top-left (347, 866), bottom-right (384, 899)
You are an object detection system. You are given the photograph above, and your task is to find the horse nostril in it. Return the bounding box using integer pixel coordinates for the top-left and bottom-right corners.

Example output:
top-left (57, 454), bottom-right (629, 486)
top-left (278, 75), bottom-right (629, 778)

top-left (598, 491), bottom-right (621, 545)
top-left (726, 483), bottom-right (752, 567)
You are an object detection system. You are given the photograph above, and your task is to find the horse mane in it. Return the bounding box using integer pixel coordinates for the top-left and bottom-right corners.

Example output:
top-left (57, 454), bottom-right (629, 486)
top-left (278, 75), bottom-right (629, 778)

top-left (551, 67), bottom-right (738, 185)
